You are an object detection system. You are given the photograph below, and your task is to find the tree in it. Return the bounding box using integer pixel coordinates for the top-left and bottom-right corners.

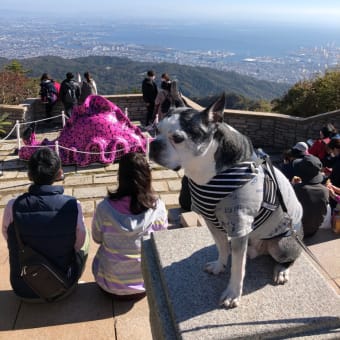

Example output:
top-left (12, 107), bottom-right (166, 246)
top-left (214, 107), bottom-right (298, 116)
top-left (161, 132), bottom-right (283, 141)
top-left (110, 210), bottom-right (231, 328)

top-left (0, 61), bottom-right (39, 105)
top-left (4, 60), bottom-right (29, 74)
top-left (272, 69), bottom-right (340, 117)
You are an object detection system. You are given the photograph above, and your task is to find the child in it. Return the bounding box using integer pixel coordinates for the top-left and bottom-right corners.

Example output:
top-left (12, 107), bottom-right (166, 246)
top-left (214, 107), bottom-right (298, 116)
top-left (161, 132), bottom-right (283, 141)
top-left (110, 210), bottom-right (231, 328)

top-left (2, 147), bottom-right (89, 302)
top-left (92, 152), bottom-right (168, 299)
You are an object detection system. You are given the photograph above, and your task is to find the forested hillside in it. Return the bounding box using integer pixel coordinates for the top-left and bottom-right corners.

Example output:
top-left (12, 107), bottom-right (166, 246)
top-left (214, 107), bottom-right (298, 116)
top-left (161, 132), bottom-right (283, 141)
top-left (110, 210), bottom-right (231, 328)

top-left (0, 56), bottom-right (289, 102)
top-left (272, 69), bottom-right (340, 117)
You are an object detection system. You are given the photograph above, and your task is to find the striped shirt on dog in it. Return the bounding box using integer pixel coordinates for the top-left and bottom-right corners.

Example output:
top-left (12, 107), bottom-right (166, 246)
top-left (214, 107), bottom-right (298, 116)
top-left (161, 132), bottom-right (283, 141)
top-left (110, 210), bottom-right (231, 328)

top-left (189, 162), bottom-right (258, 227)
top-left (188, 161), bottom-right (280, 235)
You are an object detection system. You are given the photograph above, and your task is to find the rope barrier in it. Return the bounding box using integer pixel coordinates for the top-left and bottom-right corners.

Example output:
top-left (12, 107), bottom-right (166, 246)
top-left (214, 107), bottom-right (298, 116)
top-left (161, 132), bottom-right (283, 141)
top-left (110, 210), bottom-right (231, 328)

top-left (0, 107), bottom-right (154, 161)
top-left (0, 123), bottom-right (17, 142)
top-left (19, 114), bottom-right (63, 126)
top-left (19, 142), bottom-right (146, 156)
top-left (146, 137), bottom-right (150, 162)
top-left (62, 111), bottom-right (66, 127)
top-left (0, 113), bottom-right (65, 145)
top-left (57, 144), bottom-right (128, 155)
top-left (19, 141), bottom-right (139, 155)
top-left (16, 120), bottom-right (21, 150)
top-left (55, 141), bottom-right (60, 156)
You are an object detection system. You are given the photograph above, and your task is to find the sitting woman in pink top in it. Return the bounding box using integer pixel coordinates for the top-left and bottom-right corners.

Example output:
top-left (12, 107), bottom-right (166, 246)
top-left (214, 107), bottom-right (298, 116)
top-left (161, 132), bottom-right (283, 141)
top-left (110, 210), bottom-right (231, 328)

top-left (91, 152), bottom-right (168, 299)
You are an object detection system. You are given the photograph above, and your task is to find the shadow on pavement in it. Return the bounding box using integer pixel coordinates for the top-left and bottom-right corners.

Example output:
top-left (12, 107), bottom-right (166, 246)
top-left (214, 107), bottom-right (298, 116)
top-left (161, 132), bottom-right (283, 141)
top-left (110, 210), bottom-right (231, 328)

top-left (0, 282), bottom-right (122, 330)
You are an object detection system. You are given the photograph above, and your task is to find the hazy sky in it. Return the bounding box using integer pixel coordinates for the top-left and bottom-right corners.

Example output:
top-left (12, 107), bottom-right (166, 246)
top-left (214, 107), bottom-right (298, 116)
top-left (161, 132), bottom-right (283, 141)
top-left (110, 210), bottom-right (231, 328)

top-left (1, 0), bottom-right (340, 26)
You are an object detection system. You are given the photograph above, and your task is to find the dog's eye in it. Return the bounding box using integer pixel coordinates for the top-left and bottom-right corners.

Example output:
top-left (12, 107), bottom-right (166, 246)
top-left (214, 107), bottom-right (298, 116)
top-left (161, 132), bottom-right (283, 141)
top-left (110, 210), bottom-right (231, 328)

top-left (172, 132), bottom-right (185, 144)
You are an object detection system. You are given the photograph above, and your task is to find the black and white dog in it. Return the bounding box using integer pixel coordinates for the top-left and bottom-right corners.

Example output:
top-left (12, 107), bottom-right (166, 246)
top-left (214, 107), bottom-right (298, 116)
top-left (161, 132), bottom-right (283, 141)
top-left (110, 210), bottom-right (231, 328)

top-left (149, 94), bottom-right (303, 308)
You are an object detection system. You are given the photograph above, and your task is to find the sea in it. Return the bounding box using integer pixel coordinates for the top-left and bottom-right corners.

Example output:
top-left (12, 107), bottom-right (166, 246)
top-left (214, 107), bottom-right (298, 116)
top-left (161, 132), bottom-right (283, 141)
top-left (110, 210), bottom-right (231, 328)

top-left (101, 21), bottom-right (340, 59)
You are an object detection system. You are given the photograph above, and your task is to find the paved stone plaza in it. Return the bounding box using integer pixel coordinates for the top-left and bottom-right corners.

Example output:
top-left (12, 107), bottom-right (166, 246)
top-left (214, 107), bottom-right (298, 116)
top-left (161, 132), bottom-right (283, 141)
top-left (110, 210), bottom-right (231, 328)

top-left (0, 131), bottom-right (339, 339)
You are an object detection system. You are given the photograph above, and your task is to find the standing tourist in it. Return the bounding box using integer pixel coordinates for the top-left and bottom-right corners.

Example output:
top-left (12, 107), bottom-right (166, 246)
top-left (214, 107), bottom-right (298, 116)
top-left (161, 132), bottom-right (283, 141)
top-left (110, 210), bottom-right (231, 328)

top-left (39, 73), bottom-right (59, 119)
top-left (142, 70), bottom-right (158, 126)
top-left (59, 72), bottom-right (81, 118)
top-left (79, 71), bottom-right (98, 104)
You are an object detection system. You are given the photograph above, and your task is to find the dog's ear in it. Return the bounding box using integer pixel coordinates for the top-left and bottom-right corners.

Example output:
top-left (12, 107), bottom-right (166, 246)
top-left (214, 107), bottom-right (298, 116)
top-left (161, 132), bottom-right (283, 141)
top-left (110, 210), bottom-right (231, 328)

top-left (201, 93), bottom-right (226, 124)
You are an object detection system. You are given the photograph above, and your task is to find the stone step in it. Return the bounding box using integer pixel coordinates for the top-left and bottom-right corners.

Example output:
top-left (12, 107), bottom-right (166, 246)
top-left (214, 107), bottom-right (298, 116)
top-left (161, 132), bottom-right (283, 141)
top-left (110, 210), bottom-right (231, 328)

top-left (0, 139), bottom-right (183, 217)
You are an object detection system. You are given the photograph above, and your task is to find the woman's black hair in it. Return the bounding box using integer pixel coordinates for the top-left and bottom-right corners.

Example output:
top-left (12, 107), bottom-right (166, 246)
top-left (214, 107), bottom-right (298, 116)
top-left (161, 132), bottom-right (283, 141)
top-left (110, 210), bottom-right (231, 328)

top-left (108, 152), bottom-right (157, 214)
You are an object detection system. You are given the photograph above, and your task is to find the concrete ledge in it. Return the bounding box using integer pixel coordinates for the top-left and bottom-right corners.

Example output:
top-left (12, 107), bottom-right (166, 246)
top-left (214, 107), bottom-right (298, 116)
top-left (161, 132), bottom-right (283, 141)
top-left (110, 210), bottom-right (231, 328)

top-left (142, 227), bottom-right (340, 339)
top-left (180, 211), bottom-right (207, 228)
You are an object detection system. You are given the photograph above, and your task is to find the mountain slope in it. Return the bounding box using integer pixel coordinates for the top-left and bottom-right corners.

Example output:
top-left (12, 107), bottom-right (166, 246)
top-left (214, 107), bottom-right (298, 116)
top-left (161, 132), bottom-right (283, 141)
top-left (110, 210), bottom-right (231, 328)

top-left (0, 56), bottom-right (289, 101)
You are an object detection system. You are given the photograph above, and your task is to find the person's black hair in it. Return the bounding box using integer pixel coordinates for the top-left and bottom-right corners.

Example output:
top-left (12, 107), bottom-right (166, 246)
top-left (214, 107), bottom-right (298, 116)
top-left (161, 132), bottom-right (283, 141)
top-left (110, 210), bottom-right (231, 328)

top-left (28, 148), bottom-right (61, 185)
top-left (321, 123), bottom-right (337, 138)
top-left (161, 73), bottom-right (170, 81)
top-left (84, 71), bottom-right (91, 82)
top-left (40, 73), bottom-right (51, 81)
top-left (66, 72), bottom-right (74, 80)
top-left (328, 137), bottom-right (340, 150)
top-left (147, 70), bottom-right (155, 77)
top-left (108, 152), bottom-right (156, 214)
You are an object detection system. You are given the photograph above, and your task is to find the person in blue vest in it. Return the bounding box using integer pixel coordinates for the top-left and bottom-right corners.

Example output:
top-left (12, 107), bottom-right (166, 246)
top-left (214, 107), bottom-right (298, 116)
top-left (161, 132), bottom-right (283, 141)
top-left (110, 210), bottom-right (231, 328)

top-left (1, 148), bottom-right (89, 302)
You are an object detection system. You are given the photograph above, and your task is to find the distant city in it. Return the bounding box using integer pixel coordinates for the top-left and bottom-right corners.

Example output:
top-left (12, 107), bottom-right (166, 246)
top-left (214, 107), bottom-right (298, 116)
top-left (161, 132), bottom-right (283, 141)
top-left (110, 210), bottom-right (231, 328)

top-left (0, 16), bottom-right (339, 84)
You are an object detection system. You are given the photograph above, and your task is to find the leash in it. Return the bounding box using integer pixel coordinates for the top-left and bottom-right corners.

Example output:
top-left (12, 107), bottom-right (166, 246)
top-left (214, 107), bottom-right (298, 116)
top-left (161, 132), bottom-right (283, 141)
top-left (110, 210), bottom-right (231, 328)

top-left (261, 155), bottom-right (328, 272)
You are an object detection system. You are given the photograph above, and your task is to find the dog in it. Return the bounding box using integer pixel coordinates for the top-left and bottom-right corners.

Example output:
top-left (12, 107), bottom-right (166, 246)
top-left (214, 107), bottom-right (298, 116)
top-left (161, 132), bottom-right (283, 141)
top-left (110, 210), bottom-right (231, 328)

top-left (149, 93), bottom-right (303, 308)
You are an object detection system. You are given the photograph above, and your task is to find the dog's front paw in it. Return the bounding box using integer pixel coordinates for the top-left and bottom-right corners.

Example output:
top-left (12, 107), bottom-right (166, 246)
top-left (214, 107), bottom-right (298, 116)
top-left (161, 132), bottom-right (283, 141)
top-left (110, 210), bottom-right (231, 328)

top-left (204, 260), bottom-right (226, 275)
top-left (273, 264), bottom-right (290, 284)
top-left (219, 288), bottom-right (241, 308)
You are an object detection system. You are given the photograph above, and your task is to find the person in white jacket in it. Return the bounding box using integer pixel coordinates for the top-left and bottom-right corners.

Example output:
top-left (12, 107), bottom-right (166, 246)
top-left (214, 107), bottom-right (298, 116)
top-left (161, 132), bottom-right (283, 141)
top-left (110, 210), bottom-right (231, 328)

top-left (91, 152), bottom-right (168, 299)
top-left (79, 71), bottom-right (98, 104)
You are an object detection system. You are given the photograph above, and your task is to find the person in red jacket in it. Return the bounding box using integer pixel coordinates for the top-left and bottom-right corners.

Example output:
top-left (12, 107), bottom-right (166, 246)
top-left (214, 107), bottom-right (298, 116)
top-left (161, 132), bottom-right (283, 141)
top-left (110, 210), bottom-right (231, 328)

top-left (308, 124), bottom-right (337, 165)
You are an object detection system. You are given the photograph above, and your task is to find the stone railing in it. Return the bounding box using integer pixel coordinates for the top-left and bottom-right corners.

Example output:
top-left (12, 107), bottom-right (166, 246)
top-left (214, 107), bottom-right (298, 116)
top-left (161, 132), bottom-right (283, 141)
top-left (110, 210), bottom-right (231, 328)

top-left (1, 94), bottom-right (340, 151)
top-left (182, 97), bottom-right (340, 149)
top-left (224, 109), bottom-right (340, 149)
top-left (0, 104), bottom-right (28, 137)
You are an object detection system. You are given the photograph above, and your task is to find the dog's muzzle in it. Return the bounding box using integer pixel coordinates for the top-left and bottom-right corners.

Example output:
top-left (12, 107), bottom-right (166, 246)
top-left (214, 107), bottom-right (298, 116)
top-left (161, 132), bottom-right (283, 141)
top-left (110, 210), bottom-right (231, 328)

top-left (149, 139), bottom-right (181, 171)
top-left (149, 139), bottom-right (165, 163)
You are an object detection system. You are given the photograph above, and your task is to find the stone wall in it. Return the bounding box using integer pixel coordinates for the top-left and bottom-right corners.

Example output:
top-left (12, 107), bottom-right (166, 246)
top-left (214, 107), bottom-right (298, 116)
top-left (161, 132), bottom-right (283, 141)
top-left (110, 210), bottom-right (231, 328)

top-left (2, 94), bottom-right (340, 150)
top-left (24, 94), bottom-right (148, 125)
top-left (0, 104), bottom-right (27, 138)
top-left (185, 97), bottom-right (340, 149)
top-left (224, 109), bottom-right (340, 149)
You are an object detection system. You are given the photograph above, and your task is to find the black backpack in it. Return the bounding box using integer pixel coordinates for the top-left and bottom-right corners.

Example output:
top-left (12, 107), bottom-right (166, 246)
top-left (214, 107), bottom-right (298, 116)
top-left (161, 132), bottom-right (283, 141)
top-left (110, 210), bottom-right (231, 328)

top-left (40, 81), bottom-right (57, 103)
top-left (63, 81), bottom-right (77, 104)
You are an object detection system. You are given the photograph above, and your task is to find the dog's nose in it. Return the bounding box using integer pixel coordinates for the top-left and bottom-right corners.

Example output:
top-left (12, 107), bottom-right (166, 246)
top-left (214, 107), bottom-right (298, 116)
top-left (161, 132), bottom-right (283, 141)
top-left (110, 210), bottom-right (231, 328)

top-left (149, 140), bottom-right (161, 161)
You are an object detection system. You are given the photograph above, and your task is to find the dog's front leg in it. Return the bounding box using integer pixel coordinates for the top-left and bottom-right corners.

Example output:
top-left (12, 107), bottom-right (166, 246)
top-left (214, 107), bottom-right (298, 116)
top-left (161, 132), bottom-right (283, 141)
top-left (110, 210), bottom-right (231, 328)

top-left (219, 235), bottom-right (248, 308)
top-left (204, 223), bottom-right (229, 275)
